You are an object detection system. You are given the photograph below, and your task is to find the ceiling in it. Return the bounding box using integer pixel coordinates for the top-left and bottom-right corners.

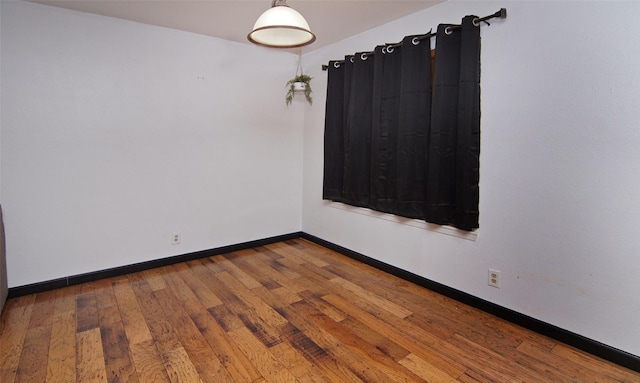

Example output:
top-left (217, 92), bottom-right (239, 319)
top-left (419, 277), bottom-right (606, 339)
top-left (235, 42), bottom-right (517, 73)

top-left (26, 0), bottom-right (444, 52)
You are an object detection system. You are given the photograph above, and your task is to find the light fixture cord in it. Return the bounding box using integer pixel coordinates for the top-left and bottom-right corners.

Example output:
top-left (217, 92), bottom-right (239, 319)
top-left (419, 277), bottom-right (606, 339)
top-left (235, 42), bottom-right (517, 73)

top-left (296, 50), bottom-right (303, 77)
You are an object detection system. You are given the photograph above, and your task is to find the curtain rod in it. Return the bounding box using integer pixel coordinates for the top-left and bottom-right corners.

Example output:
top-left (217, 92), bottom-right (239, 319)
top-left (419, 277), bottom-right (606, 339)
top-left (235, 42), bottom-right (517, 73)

top-left (321, 8), bottom-right (506, 71)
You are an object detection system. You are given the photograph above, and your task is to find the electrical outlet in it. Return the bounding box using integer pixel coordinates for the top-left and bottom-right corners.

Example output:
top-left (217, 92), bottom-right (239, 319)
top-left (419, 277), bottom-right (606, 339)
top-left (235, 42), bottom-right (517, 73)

top-left (488, 268), bottom-right (500, 288)
top-left (171, 233), bottom-right (181, 245)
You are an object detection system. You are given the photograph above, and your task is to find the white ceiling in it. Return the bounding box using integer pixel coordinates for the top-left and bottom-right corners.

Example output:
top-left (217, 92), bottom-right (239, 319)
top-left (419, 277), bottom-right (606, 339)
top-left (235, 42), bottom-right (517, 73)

top-left (26, 0), bottom-right (444, 52)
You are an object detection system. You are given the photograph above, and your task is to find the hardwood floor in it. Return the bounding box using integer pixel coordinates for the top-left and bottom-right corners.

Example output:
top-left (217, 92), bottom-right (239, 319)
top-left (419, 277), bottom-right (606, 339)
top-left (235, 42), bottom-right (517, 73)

top-left (1, 239), bottom-right (638, 382)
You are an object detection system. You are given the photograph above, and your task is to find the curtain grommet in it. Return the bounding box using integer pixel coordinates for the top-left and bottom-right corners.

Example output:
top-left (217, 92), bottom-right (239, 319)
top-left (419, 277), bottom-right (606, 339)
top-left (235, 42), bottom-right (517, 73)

top-left (361, 53), bottom-right (368, 61)
top-left (473, 17), bottom-right (480, 27)
top-left (334, 61), bottom-right (341, 68)
top-left (412, 37), bottom-right (420, 45)
top-left (386, 45), bottom-right (395, 54)
top-left (445, 26), bottom-right (453, 35)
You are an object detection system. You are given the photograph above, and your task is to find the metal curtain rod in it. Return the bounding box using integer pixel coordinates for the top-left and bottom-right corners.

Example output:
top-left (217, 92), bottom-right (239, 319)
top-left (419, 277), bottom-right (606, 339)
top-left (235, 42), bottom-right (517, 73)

top-left (321, 8), bottom-right (507, 71)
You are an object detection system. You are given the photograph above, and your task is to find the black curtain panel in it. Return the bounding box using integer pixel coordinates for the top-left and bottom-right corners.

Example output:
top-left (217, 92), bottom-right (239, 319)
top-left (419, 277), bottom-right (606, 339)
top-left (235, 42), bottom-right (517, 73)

top-left (322, 60), bottom-right (346, 202)
top-left (371, 44), bottom-right (400, 215)
top-left (371, 37), bottom-right (432, 219)
top-left (394, 35), bottom-right (432, 219)
top-left (426, 16), bottom-right (481, 230)
top-left (322, 14), bottom-right (481, 231)
top-left (342, 53), bottom-right (374, 208)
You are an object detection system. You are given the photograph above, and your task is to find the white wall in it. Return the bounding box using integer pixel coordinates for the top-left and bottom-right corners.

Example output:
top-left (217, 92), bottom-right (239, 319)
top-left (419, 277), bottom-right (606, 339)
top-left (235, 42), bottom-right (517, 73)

top-left (1, 1), bottom-right (304, 287)
top-left (302, 1), bottom-right (640, 357)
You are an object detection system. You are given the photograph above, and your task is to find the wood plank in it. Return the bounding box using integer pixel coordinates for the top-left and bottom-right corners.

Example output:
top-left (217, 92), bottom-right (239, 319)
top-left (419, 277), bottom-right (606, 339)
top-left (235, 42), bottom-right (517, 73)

top-left (551, 343), bottom-right (640, 383)
top-left (15, 325), bottom-right (51, 383)
top-left (26, 289), bottom-right (57, 328)
top-left (398, 353), bottom-right (457, 383)
top-left (515, 341), bottom-right (594, 383)
top-left (270, 241), bottom-right (330, 268)
top-left (160, 264), bottom-right (210, 308)
top-left (188, 261), bottom-right (253, 315)
top-left (329, 276), bottom-right (413, 319)
top-left (0, 294), bottom-right (37, 383)
top-left (161, 346), bottom-right (203, 383)
top-left (129, 278), bottom-right (181, 354)
top-left (398, 276), bottom-right (559, 351)
top-left (76, 328), bottom-right (108, 383)
top-left (212, 254), bottom-right (262, 289)
top-left (129, 340), bottom-right (172, 383)
top-left (263, 256), bottom-right (303, 280)
top-left (190, 309), bottom-right (263, 382)
top-left (271, 286), bottom-right (303, 305)
top-left (172, 263), bottom-right (223, 308)
top-left (242, 255), bottom-right (308, 293)
top-left (98, 298), bottom-right (140, 383)
top-left (45, 287), bottom-right (77, 383)
top-left (276, 307), bottom-right (372, 383)
top-left (140, 267), bottom-right (169, 292)
top-left (297, 290), bottom-right (346, 323)
top-left (93, 278), bottom-right (119, 310)
top-left (120, 276), bottom-right (169, 383)
top-left (448, 332), bottom-right (548, 382)
top-left (200, 281), bottom-right (284, 352)
top-left (153, 287), bottom-right (235, 383)
top-left (15, 290), bottom-right (57, 383)
top-left (227, 326), bottom-right (297, 383)
top-left (224, 251), bottom-right (283, 290)
top-left (214, 271), bottom-right (288, 328)
top-left (269, 258), bottom-right (335, 296)
top-left (46, 311), bottom-right (76, 383)
top-left (180, 259), bottom-right (263, 381)
top-left (265, 243), bottom-right (305, 265)
top-left (269, 341), bottom-right (332, 383)
top-left (112, 278), bottom-right (153, 345)
top-left (338, 317), bottom-right (410, 361)
top-left (321, 293), bottom-right (466, 378)
top-left (196, 256), bottom-right (227, 274)
top-left (285, 300), bottom-right (426, 383)
top-left (76, 285), bottom-right (100, 333)
top-left (207, 304), bottom-right (245, 333)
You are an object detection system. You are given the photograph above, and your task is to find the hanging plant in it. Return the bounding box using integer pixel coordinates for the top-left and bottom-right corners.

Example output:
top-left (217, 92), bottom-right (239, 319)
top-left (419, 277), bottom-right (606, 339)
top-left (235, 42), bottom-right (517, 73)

top-left (285, 74), bottom-right (313, 106)
top-left (285, 51), bottom-right (313, 106)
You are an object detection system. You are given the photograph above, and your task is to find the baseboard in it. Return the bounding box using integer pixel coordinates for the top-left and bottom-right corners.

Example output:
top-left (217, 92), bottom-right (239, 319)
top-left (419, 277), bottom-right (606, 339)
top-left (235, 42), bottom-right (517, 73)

top-left (300, 232), bottom-right (640, 374)
top-left (7, 232), bottom-right (302, 298)
top-left (7, 230), bottom-right (639, 373)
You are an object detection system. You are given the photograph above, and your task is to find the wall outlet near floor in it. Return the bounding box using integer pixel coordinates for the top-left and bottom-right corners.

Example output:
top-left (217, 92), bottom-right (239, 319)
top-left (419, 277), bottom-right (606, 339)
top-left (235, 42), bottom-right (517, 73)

top-left (488, 268), bottom-right (501, 288)
top-left (171, 233), bottom-right (181, 245)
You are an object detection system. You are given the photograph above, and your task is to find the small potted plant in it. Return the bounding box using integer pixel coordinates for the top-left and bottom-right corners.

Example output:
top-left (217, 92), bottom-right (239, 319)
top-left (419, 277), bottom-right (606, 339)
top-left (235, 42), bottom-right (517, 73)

top-left (285, 73), bottom-right (313, 106)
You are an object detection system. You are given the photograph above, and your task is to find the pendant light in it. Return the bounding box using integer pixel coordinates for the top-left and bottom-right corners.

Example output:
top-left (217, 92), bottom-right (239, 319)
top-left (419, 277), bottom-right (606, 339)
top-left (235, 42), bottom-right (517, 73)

top-left (248, 0), bottom-right (316, 48)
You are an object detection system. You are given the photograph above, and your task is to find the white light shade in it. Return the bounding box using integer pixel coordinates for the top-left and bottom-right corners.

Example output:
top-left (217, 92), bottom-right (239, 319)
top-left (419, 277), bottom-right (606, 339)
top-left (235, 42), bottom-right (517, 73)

top-left (248, 4), bottom-right (316, 48)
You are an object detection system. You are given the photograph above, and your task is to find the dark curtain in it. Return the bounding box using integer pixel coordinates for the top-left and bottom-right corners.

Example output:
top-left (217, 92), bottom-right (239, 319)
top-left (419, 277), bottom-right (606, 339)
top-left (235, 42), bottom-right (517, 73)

top-left (426, 16), bottom-right (481, 230)
top-left (322, 60), bottom-right (346, 202)
top-left (371, 37), bottom-right (432, 219)
top-left (370, 44), bottom-right (399, 214)
top-left (341, 54), bottom-right (374, 208)
top-left (323, 15), bottom-right (480, 231)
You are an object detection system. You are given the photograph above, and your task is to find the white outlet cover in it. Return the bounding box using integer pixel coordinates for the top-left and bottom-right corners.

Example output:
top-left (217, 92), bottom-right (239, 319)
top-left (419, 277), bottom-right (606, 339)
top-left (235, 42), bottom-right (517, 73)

top-left (488, 268), bottom-right (500, 288)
